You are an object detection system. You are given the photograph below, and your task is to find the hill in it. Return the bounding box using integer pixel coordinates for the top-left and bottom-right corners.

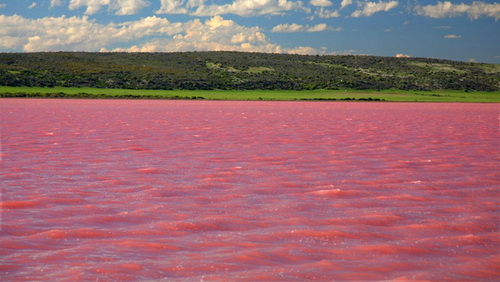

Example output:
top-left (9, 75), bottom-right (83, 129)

top-left (0, 52), bottom-right (498, 92)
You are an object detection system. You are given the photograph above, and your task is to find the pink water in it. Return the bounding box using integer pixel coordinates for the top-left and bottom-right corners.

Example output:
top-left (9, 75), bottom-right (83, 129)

top-left (1, 99), bottom-right (498, 280)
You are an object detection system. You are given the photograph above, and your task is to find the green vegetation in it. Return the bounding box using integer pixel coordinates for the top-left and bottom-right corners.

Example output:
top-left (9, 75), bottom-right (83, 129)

top-left (1, 86), bottom-right (498, 102)
top-left (0, 51), bottom-right (498, 101)
top-left (246, 66), bottom-right (274, 74)
top-left (0, 51), bottom-right (499, 93)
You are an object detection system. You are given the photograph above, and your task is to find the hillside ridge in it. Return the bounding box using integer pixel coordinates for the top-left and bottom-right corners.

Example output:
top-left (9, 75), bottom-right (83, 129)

top-left (1, 52), bottom-right (498, 91)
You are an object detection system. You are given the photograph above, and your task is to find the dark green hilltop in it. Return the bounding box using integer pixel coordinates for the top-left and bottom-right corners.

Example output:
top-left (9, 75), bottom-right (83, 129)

top-left (1, 51), bottom-right (499, 91)
top-left (0, 52), bottom-right (499, 102)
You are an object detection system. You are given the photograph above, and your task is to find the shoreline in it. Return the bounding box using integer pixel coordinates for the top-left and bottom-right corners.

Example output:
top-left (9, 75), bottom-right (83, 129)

top-left (1, 87), bottom-right (499, 103)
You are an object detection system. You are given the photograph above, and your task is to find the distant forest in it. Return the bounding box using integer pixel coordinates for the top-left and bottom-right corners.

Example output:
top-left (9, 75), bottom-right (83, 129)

top-left (0, 52), bottom-right (498, 91)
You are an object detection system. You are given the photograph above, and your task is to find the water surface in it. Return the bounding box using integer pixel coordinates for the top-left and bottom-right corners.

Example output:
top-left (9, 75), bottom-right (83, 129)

top-left (1, 99), bottom-right (498, 280)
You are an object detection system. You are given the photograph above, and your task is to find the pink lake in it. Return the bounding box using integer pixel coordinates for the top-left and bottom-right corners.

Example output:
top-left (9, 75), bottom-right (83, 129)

top-left (0, 99), bottom-right (499, 280)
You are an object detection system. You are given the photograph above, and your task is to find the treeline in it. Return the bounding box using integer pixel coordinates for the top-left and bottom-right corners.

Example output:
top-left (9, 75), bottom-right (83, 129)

top-left (0, 92), bottom-right (205, 100)
top-left (0, 51), bottom-right (498, 91)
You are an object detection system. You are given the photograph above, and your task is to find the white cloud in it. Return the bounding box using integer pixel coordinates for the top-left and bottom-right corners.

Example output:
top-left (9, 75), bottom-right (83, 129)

top-left (396, 53), bottom-right (410, 58)
top-left (444, 34), bottom-right (461, 39)
top-left (117, 16), bottom-right (184, 39)
top-left (112, 0), bottom-right (150, 15)
top-left (310, 0), bottom-right (332, 7)
top-left (156, 0), bottom-right (308, 17)
top-left (50, 0), bottom-right (63, 8)
top-left (307, 23), bottom-right (332, 32)
top-left (351, 1), bottom-right (399, 17)
top-left (109, 16), bottom-right (285, 53)
top-left (0, 14), bottom-right (32, 48)
top-left (0, 14), bottom-right (326, 55)
top-left (316, 7), bottom-right (341, 18)
top-left (415, 1), bottom-right (500, 20)
top-left (69, 0), bottom-right (149, 15)
top-left (69, 0), bottom-right (109, 15)
top-left (28, 2), bottom-right (37, 9)
top-left (198, 0), bottom-right (308, 17)
top-left (0, 14), bottom-right (37, 37)
top-left (156, 0), bottom-right (189, 14)
top-left (340, 0), bottom-right (352, 9)
top-left (0, 14), bottom-right (180, 51)
top-left (272, 23), bottom-right (339, 32)
top-left (27, 17), bottom-right (120, 51)
top-left (272, 23), bottom-right (304, 32)
top-left (287, 46), bottom-right (321, 55)
top-left (0, 36), bottom-right (27, 49)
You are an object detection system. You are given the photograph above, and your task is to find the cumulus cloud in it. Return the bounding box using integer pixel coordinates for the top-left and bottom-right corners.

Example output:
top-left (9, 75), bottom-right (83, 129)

top-left (155, 0), bottom-right (188, 14)
top-left (116, 16), bottom-right (184, 40)
top-left (156, 0), bottom-right (308, 17)
top-left (351, 1), bottom-right (399, 17)
top-left (310, 0), bottom-right (332, 7)
top-left (316, 7), bottom-right (341, 18)
top-left (69, 0), bottom-right (149, 15)
top-left (28, 2), bottom-right (37, 9)
top-left (271, 23), bottom-right (339, 32)
top-left (414, 1), bottom-right (500, 20)
top-left (68, 0), bottom-right (107, 15)
top-left (340, 0), bottom-right (352, 9)
top-left (444, 34), bottom-right (461, 39)
top-left (396, 53), bottom-right (410, 58)
top-left (198, 0), bottom-right (308, 17)
top-left (287, 46), bottom-right (322, 55)
top-left (0, 14), bottom-right (184, 51)
top-left (112, 0), bottom-right (150, 15)
top-left (50, 0), bottom-right (63, 8)
top-left (111, 15), bottom-right (285, 52)
top-left (0, 14), bottom-right (326, 54)
top-left (308, 23), bottom-right (335, 32)
top-left (272, 23), bottom-right (304, 33)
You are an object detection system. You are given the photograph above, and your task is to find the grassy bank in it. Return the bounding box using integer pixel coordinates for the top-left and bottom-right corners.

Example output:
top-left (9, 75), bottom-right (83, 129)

top-left (1, 86), bottom-right (499, 102)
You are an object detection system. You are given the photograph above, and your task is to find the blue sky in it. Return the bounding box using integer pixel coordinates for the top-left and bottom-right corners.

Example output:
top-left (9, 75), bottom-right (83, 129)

top-left (0, 0), bottom-right (499, 62)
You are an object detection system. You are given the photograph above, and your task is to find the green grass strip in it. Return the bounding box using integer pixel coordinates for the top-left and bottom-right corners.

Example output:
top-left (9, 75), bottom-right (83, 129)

top-left (0, 86), bottom-right (499, 102)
